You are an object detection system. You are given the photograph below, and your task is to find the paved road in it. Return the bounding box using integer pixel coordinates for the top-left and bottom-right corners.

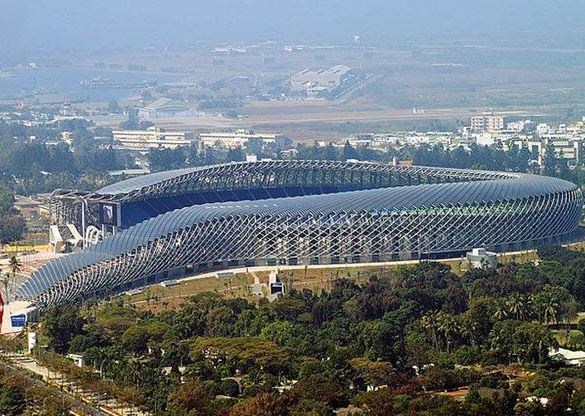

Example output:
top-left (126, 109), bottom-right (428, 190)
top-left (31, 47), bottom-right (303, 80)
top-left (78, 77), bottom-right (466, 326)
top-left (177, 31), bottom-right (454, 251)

top-left (0, 357), bottom-right (105, 416)
top-left (3, 352), bottom-right (149, 416)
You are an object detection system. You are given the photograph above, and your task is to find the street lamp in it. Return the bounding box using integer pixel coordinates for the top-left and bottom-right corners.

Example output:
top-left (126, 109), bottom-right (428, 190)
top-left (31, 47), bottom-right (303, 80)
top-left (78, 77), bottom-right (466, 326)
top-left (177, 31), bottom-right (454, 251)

top-left (99, 359), bottom-right (107, 379)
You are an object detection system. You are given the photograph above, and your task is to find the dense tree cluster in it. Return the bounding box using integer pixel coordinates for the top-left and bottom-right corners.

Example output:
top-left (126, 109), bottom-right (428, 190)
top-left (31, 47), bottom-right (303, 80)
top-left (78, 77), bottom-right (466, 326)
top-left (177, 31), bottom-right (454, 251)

top-left (146, 146), bottom-right (247, 172)
top-left (36, 247), bottom-right (585, 415)
top-left (2, 117), bottom-right (583, 197)
top-left (409, 143), bottom-right (532, 172)
top-left (0, 191), bottom-right (26, 243)
top-left (293, 141), bottom-right (536, 175)
top-left (293, 140), bottom-right (585, 189)
top-left (0, 120), bottom-right (125, 195)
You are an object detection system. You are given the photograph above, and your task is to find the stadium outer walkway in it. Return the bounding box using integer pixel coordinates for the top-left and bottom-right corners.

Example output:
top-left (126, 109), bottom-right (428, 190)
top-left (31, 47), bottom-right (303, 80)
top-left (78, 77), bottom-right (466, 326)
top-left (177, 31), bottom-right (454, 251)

top-left (177, 249), bottom-right (541, 284)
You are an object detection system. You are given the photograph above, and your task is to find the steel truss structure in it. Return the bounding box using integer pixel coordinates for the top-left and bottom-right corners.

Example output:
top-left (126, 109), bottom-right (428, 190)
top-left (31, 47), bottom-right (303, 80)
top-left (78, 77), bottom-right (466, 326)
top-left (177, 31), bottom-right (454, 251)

top-left (50, 161), bottom-right (517, 229)
top-left (18, 161), bottom-right (583, 309)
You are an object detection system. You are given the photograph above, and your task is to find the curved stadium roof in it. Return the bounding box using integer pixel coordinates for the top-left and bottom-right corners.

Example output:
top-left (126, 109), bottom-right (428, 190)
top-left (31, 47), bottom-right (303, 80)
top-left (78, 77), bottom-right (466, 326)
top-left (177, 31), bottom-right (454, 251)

top-left (17, 162), bottom-right (583, 309)
top-left (95, 160), bottom-right (517, 201)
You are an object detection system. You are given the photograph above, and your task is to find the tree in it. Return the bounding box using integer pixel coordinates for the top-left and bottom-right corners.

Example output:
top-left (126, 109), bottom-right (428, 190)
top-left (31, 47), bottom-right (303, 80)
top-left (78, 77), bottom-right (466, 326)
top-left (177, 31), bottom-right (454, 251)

top-left (421, 312), bottom-right (440, 351)
top-left (42, 304), bottom-right (85, 353)
top-left (461, 298), bottom-right (493, 346)
top-left (543, 143), bottom-right (557, 176)
top-left (190, 337), bottom-right (292, 375)
top-left (4, 256), bottom-right (21, 303)
top-left (507, 294), bottom-right (531, 321)
top-left (421, 311), bottom-right (459, 353)
top-left (0, 385), bottom-right (25, 416)
top-left (147, 148), bottom-right (185, 171)
top-left (268, 296), bottom-right (307, 321)
top-left (417, 367), bottom-right (461, 392)
top-left (532, 286), bottom-right (573, 325)
top-left (325, 143), bottom-right (338, 161)
top-left (107, 100), bottom-right (120, 113)
top-left (349, 358), bottom-right (396, 389)
top-left (168, 378), bottom-right (213, 416)
top-left (352, 388), bottom-right (407, 416)
top-left (121, 325), bottom-right (150, 355)
top-left (513, 400), bottom-right (545, 416)
top-left (226, 147), bottom-right (245, 162)
top-left (290, 399), bottom-right (334, 416)
top-left (343, 141), bottom-right (358, 161)
top-left (8, 256), bottom-right (21, 277)
top-left (0, 192), bottom-right (14, 215)
top-left (512, 322), bottom-right (557, 364)
top-left (260, 321), bottom-right (296, 347)
top-left (41, 395), bottom-right (69, 416)
top-left (0, 214), bottom-right (26, 243)
top-left (228, 393), bottom-right (290, 416)
top-left (489, 319), bottom-right (520, 364)
top-left (358, 318), bottom-right (404, 362)
top-left (492, 298), bottom-right (509, 321)
top-left (405, 326), bottom-right (437, 368)
top-left (436, 312), bottom-right (459, 353)
top-left (407, 394), bottom-right (462, 415)
top-left (291, 374), bottom-right (347, 408)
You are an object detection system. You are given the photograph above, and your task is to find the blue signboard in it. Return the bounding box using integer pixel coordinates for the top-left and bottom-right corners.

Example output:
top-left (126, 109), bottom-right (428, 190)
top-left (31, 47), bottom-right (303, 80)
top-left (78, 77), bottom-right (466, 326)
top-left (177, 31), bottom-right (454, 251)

top-left (10, 314), bottom-right (26, 328)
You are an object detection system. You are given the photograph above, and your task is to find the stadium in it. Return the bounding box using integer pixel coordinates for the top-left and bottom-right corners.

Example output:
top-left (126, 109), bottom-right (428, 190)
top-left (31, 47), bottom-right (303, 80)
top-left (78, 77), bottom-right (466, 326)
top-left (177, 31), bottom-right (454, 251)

top-left (15, 160), bottom-right (584, 309)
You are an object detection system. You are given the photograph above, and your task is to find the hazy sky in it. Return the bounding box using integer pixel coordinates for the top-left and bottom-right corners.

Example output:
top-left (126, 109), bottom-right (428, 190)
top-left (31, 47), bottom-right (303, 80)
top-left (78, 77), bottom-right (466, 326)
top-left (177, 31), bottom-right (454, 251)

top-left (2, 0), bottom-right (585, 51)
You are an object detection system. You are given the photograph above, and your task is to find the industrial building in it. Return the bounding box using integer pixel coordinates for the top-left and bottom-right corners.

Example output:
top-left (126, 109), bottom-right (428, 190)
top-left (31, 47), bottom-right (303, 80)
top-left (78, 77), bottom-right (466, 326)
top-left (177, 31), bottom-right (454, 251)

top-left (290, 65), bottom-right (354, 95)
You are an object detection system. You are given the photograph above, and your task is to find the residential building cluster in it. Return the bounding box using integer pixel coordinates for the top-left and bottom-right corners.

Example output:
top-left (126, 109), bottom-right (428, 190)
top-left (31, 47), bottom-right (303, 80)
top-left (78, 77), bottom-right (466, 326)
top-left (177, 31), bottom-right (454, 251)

top-left (3, 103), bottom-right (585, 171)
top-left (335, 113), bottom-right (585, 169)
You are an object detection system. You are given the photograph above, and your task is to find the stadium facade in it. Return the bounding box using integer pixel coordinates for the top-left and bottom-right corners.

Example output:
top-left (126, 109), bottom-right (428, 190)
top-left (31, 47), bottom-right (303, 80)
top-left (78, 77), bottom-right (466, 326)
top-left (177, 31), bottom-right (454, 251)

top-left (17, 161), bottom-right (583, 309)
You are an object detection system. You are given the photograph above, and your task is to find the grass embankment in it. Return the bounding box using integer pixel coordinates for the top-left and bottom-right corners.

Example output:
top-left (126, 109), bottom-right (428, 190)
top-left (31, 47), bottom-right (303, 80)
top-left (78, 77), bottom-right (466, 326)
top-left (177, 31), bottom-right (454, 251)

top-left (123, 249), bottom-right (543, 313)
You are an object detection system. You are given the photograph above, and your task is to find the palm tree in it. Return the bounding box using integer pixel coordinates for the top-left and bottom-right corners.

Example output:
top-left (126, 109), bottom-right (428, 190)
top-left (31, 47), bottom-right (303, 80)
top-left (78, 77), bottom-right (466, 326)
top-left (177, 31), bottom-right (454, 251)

top-left (560, 299), bottom-right (579, 345)
top-left (421, 312), bottom-right (440, 351)
top-left (5, 256), bottom-right (22, 302)
top-left (543, 301), bottom-right (559, 325)
top-left (533, 291), bottom-right (560, 325)
top-left (459, 316), bottom-right (478, 346)
top-left (9, 255), bottom-right (21, 278)
top-left (493, 299), bottom-right (509, 321)
top-left (436, 312), bottom-right (459, 353)
top-left (507, 294), bottom-right (530, 321)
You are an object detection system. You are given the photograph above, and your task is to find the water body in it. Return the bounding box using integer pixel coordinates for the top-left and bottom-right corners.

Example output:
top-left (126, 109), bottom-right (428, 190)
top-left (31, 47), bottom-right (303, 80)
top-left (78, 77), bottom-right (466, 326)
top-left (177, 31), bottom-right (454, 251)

top-left (0, 68), bottom-right (184, 102)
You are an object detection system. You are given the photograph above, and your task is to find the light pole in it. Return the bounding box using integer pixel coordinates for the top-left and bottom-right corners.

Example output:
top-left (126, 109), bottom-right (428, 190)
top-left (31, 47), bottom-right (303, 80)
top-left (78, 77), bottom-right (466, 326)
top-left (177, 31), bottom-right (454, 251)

top-left (75, 196), bottom-right (88, 249)
top-left (99, 359), bottom-right (107, 379)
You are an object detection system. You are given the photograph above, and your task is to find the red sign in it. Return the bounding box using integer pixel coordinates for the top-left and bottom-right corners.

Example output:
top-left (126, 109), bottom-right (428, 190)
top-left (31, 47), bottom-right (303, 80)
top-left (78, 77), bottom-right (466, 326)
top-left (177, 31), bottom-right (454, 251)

top-left (0, 291), bottom-right (4, 333)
